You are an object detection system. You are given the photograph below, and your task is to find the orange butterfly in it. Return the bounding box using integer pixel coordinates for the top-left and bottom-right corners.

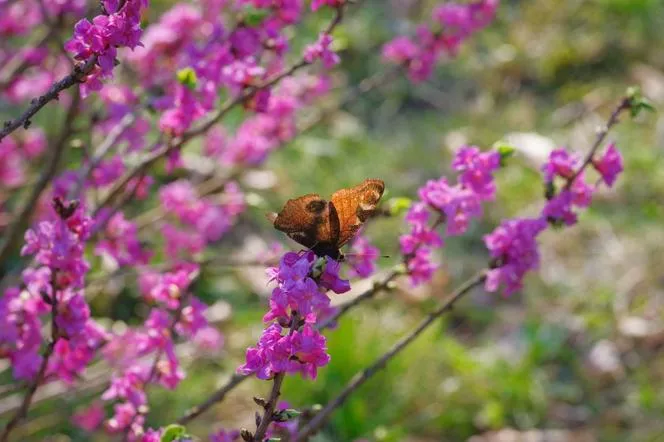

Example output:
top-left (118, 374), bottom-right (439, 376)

top-left (267, 179), bottom-right (385, 260)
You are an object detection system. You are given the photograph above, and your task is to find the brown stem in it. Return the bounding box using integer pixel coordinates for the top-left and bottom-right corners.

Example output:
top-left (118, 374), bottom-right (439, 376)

top-left (565, 97), bottom-right (632, 189)
top-left (251, 373), bottom-right (286, 441)
top-left (251, 313), bottom-right (299, 442)
top-left (176, 373), bottom-right (249, 425)
top-left (0, 91), bottom-right (81, 272)
top-left (318, 269), bottom-right (401, 329)
top-left (294, 271), bottom-right (487, 441)
top-left (69, 112), bottom-right (138, 200)
top-left (0, 56), bottom-right (97, 142)
top-left (0, 275), bottom-right (62, 442)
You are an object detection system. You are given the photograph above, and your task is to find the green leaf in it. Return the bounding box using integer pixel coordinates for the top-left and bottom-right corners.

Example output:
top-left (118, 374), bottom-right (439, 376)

top-left (274, 408), bottom-right (302, 421)
top-left (160, 424), bottom-right (188, 442)
top-left (243, 5), bottom-right (270, 27)
top-left (388, 197), bottom-right (412, 216)
top-left (266, 438), bottom-right (282, 442)
top-left (492, 141), bottom-right (516, 166)
top-left (176, 67), bottom-right (198, 90)
top-left (626, 86), bottom-right (656, 118)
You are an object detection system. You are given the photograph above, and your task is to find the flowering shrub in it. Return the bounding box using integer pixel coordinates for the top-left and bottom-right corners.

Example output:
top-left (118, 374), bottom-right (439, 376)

top-left (0, 0), bottom-right (655, 441)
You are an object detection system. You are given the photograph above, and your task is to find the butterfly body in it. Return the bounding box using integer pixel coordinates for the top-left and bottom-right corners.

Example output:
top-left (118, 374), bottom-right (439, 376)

top-left (268, 179), bottom-right (385, 260)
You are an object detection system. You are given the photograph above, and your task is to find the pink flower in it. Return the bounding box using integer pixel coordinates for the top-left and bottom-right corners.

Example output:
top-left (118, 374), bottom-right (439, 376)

top-left (381, 0), bottom-right (498, 82)
top-left (418, 178), bottom-right (482, 236)
top-left (542, 148), bottom-right (578, 181)
top-left (210, 429), bottom-right (240, 442)
top-left (0, 136), bottom-right (25, 187)
top-left (593, 142), bottom-right (623, 187)
top-left (452, 145), bottom-right (501, 200)
top-left (406, 248), bottom-right (437, 286)
top-left (542, 191), bottom-right (577, 226)
top-left (319, 259), bottom-right (351, 294)
top-left (304, 33), bottom-right (340, 69)
top-left (95, 212), bottom-right (151, 266)
top-left (347, 236), bottom-right (380, 278)
top-left (289, 325), bottom-right (330, 379)
top-left (382, 37), bottom-right (419, 64)
top-left (72, 402), bottom-right (105, 432)
top-left (484, 218), bottom-right (547, 295)
top-left (65, 0), bottom-right (147, 93)
top-left (106, 402), bottom-right (141, 433)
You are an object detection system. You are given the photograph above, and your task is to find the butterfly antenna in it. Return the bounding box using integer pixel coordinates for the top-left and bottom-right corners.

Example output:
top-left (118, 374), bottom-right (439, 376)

top-left (343, 253), bottom-right (391, 259)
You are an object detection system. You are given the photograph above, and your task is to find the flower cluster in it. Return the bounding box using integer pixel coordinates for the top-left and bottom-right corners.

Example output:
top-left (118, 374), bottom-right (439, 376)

top-left (95, 212), bottom-right (152, 267)
top-left (347, 235), bottom-right (380, 278)
top-left (239, 251), bottom-right (351, 380)
top-left (304, 33), bottom-right (340, 69)
top-left (65, 0), bottom-right (148, 96)
top-left (0, 129), bottom-right (46, 187)
top-left (100, 287), bottom-right (221, 437)
top-left (124, 0), bottom-right (338, 139)
top-left (0, 199), bottom-right (106, 382)
top-left (483, 141), bottom-right (624, 295)
top-left (382, 0), bottom-right (499, 82)
top-left (401, 146), bottom-right (501, 285)
top-left (158, 180), bottom-right (245, 258)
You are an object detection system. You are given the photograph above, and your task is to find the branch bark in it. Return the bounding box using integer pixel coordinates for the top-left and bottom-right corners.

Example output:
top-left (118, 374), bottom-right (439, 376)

top-left (0, 57), bottom-right (96, 142)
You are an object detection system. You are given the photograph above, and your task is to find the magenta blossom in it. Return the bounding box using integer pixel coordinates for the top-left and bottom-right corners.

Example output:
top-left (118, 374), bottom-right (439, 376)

top-left (484, 218), bottom-right (547, 296)
top-left (72, 402), bottom-right (105, 432)
top-left (593, 142), bottom-right (623, 187)
top-left (304, 33), bottom-right (340, 69)
top-left (382, 0), bottom-right (498, 82)
top-left (347, 236), bottom-right (380, 278)
top-left (452, 145), bottom-right (501, 200)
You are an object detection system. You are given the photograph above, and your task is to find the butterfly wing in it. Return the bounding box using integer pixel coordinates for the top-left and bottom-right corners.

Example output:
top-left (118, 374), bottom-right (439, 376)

top-left (330, 178), bottom-right (385, 248)
top-left (270, 194), bottom-right (337, 250)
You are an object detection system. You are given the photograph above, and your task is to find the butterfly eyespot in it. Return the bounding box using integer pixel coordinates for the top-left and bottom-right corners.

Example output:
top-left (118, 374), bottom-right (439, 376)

top-left (305, 200), bottom-right (327, 213)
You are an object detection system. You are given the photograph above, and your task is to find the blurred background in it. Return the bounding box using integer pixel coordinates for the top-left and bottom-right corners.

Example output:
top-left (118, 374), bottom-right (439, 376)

top-left (2, 0), bottom-right (664, 441)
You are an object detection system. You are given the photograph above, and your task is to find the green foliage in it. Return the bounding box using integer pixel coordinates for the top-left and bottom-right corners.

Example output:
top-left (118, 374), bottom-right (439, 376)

top-left (160, 424), bottom-right (190, 442)
top-left (176, 67), bottom-right (198, 90)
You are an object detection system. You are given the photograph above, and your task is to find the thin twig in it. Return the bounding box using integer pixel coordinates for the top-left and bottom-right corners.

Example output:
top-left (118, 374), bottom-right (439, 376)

top-left (0, 56), bottom-right (97, 142)
top-left (251, 313), bottom-right (299, 442)
top-left (565, 97), bottom-right (632, 188)
top-left (0, 91), bottom-right (81, 272)
top-left (176, 373), bottom-right (248, 425)
top-left (318, 269), bottom-right (401, 329)
top-left (294, 271), bottom-right (487, 441)
top-left (251, 373), bottom-right (286, 441)
top-left (0, 274), bottom-right (62, 442)
top-left (69, 112), bottom-right (138, 199)
top-left (0, 28), bottom-right (54, 89)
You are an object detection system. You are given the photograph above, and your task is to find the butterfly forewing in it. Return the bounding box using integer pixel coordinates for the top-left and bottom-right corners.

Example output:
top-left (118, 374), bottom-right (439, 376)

top-left (272, 194), bottom-right (325, 233)
top-left (271, 194), bottom-right (337, 251)
top-left (330, 179), bottom-right (385, 247)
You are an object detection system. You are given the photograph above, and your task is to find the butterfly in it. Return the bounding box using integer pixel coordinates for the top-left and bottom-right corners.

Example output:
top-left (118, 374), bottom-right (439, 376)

top-left (267, 179), bottom-right (385, 260)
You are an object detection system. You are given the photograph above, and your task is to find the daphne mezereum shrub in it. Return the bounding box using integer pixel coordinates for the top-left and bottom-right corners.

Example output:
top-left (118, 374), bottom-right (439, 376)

top-left (0, 0), bottom-right (654, 441)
